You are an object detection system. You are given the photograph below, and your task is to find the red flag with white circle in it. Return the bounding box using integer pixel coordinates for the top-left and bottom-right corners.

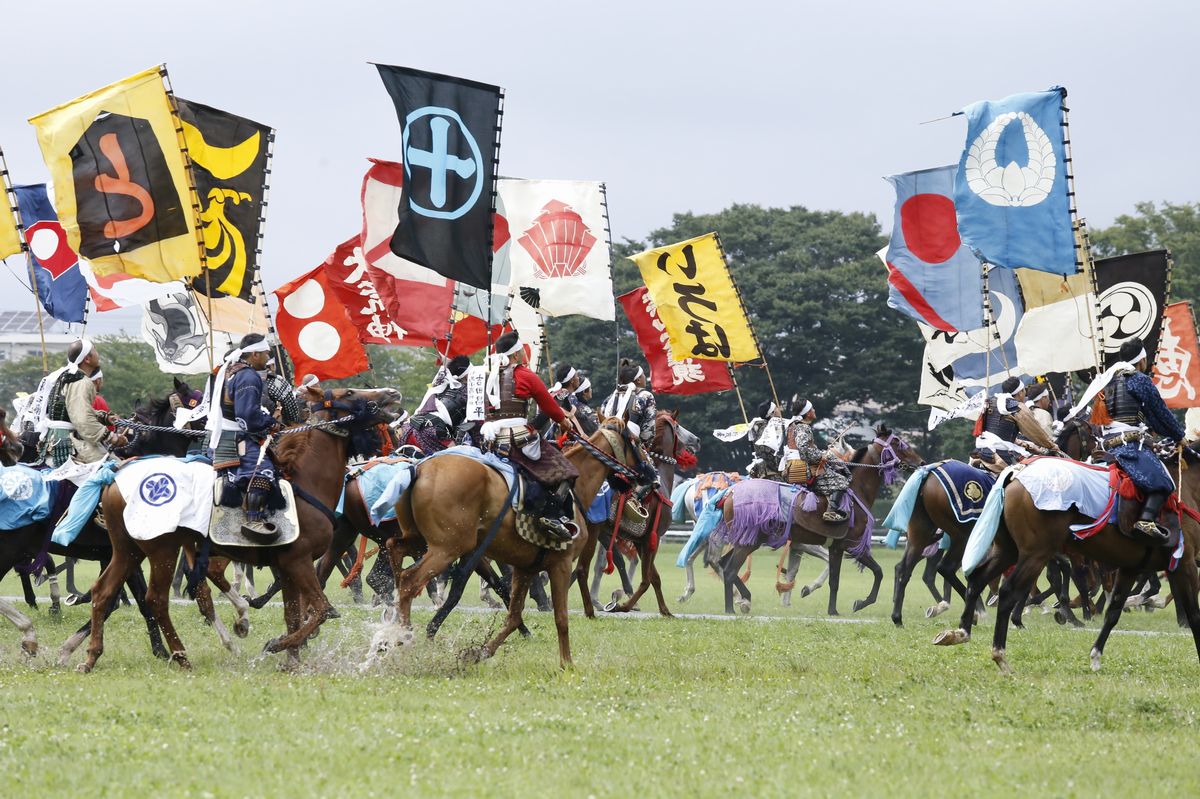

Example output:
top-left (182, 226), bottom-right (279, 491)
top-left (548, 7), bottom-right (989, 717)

top-left (274, 267), bottom-right (369, 382)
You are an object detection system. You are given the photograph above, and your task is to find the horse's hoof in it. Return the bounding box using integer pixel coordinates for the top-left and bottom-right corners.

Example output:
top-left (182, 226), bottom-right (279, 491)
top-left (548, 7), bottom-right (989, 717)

top-left (734, 598), bottom-right (751, 615)
top-left (852, 599), bottom-right (868, 613)
top-left (986, 595), bottom-right (999, 608)
top-left (461, 645), bottom-right (491, 664)
top-left (263, 636), bottom-right (284, 654)
top-left (925, 600), bottom-right (951, 619)
top-left (75, 662), bottom-right (92, 674)
top-left (152, 646), bottom-right (170, 661)
top-left (233, 618), bottom-right (250, 639)
top-left (57, 650), bottom-right (72, 668)
top-left (991, 648), bottom-right (1011, 674)
top-left (324, 606), bottom-right (342, 621)
top-left (932, 628), bottom-right (969, 646)
top-left (891, 616), bottom-right (903, 628)
top-left (65, 594), bottom-right (84, 607)
top-left (677, 588), bottom-right (694, 604)
top-left (799, 586), bottom-right (813, 598)
top-left (1090, 647), bottom-right (1102, 672)
top-left (48, 603), bottom-right (61, 618)
top-left (21, 639), bottom-right (38, 658)
top-left (170, 652), bottom-right (192, 671)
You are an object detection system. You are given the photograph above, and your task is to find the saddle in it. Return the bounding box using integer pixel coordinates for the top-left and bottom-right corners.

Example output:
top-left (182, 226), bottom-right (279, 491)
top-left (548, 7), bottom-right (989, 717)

top-left (511, 475), bottom-right (574, 552)
top-left (211, 475), bottom-right (301, 548)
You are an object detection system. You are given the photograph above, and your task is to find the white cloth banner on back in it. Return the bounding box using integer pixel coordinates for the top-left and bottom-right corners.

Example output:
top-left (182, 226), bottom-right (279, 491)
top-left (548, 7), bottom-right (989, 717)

top-left (141, 289), bottom-right (235, 374)
top-left (497, 178), bottom-right (614, 321)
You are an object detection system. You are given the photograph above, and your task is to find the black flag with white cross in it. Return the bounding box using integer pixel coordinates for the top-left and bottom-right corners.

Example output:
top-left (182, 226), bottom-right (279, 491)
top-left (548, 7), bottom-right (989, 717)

top-left (375, 64), bottom-right (502, 291)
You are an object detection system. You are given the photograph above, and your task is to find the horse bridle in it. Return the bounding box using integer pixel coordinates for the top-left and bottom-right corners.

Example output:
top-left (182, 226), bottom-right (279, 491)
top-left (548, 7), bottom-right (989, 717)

top-left (568, 423), bottom-right (657, 487)
top-left (305, 391), bottom-right (384, 439)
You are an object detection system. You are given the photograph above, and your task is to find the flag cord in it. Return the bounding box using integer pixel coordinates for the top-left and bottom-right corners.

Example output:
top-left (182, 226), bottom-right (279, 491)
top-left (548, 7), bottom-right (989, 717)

top-left (714, 232), bottom-right (778, 409)
top-left (727, 364), bottom-right (750, 426)
top-left (161, 65), bottom-right (215, 373)
top-left (0, 149), bottom-right (48, 374)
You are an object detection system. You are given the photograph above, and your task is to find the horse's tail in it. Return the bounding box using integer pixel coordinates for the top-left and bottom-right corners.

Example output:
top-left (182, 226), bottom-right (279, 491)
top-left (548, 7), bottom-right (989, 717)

top-left (882, 465), bottom-right (931, 549)
top-left (963, 468), bottom-right (1015, 575)
top-left (676, 486), bottom-right (730, 568)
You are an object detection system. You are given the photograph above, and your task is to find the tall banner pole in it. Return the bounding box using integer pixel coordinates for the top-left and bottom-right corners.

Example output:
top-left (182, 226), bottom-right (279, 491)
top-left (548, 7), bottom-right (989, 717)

top-left (484, 88), bottom-right (505, 360)
top-left (1075, 218), bottom-right (1105, 374)
top-left (726, 364), bottom-right (750, 425)
top-left (161, 64), bottom-right (216, 372)
top-left (0, 149), bottom-right (48, 373)
top-left (713, 232), bottom-right (779, 409)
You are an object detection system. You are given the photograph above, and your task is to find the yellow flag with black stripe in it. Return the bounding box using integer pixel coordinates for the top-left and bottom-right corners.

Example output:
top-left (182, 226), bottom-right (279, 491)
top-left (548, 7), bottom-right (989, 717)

top-left (0, 186), bottom-right (21, 260)
top-left (631, 232), bottom-right (759, 362)
top-left (28, 66), bottom-right (201, 284)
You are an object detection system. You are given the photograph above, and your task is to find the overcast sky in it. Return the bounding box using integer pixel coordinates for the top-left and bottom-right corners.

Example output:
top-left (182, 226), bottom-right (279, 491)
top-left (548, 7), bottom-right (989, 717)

top-left (1, 0), bottom-right (1196, 332)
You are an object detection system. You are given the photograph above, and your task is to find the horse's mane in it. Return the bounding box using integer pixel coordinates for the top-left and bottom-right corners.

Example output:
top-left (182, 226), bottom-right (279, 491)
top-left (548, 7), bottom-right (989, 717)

top-left (849, 445), bottom-right (870, 464)
top-left (138, 395), bottom-right (174, 426)
top-left (1055, 418), bottom-right (1082, 451)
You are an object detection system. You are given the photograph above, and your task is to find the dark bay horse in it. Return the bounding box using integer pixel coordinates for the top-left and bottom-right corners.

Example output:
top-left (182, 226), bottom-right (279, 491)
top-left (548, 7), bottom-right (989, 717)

top-left (75, 386), bottom-right (401, 672)
top-left (574, 410), bottom-right (700, 617)
top-left (719, 427), bottom-right (924, 615)
top-left (934, 450), bottom-right (1200, 672)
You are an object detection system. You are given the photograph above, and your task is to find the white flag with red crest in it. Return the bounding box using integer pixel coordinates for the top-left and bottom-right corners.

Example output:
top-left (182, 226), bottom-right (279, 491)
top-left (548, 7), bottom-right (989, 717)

top-left (496, 178), bottom-right (614, 321)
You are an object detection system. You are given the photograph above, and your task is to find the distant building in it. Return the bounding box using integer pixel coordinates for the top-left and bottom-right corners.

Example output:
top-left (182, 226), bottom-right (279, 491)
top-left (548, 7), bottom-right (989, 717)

top-left (0, 311), bottom-right (75, 363)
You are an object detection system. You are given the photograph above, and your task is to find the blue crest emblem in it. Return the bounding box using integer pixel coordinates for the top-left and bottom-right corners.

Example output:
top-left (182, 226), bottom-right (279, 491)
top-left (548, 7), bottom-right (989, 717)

top-left (402, 106), bottom-right (483, 220)
top-left (139, 473), bottom-right (177, 507)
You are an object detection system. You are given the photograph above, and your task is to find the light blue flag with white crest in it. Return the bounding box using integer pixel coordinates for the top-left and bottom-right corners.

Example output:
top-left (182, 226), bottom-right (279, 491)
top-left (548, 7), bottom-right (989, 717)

top-left (954, 87), bottom-right (1077, 276)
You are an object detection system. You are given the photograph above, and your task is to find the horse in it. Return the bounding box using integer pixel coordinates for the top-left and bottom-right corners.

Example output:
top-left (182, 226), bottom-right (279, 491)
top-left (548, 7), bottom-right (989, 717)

top-left (934, 449), bottom-right (1200, 672)
top-left (0, 381), bottom-right (246, 661)
top-left (574, 410), bottom-right (700, 617)
top-left (717, 427), bottom-right (924, 616)
top-left (674, 473), bottom-right (829, 606)
top-left (0, 406), bottom-right (22, 466)
top-left (74, 386), bottom-right (402, 672)
top-left (381, 418), bottom-right (654, 668)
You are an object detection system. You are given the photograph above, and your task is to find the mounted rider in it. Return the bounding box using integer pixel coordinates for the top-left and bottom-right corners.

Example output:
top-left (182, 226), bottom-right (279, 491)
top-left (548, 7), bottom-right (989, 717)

top-left (569, 377), bottom-right (599, 436)
top-left (971, 376), bottom-right (1060, 473)
top-left (406, 355), bottom-right (471, 454)
top-left (1087, 338), bottom-right (1188, 544)
top-left (206, 334), bottom-right (281, 539)
top-left (33, 338), bottom-right (127, 467)
top-left (534, 363), bottom-right (581, 437)
top-left (481, 331), bottom-right (581, 542)
top-left (1024, 381), bottom-right (1056, 440)
top-left (601, 359), bottom-right (657, 448)
top-left (782, 397), bottom-right (852, 522)
top-left (747, 400), bottom-right (786, 480)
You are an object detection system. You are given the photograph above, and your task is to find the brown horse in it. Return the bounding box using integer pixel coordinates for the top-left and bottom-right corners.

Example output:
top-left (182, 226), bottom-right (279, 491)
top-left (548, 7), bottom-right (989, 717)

top-left (575, 410), bottom-right (700, 617)
top-left (719, 427), bottom-right (924, 616)
top-left (0, 406), bottom-right (22, 466)
top-left (934, 450), bottom-right (1200, 672)
top-left (383, 418), bottom-right (653, 668)
top-left (74, 386), bottom-right (401, 672)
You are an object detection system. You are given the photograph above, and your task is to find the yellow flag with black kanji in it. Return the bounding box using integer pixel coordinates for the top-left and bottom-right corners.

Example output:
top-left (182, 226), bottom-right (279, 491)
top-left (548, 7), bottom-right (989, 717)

top-left (28, 66), bottom-right (202, 284)
top-left (631, 232), bottom-right (759, 362)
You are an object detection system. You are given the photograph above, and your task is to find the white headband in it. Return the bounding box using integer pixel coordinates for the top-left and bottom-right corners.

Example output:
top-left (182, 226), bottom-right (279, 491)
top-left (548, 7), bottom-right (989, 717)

top-left (1134, 348), bottom-right (1148, 364)
top-left (66, 338), bottom-right (94, 374)
top-left (230, 339), bottom-right (271, 362)
top-left (496, 339), bottom-right (522, 358)
top-left (574, 378), bottom-right (591, 395)
top-left (634, 366), bottom-right (645, 382)
top-left (767, 402), bottom-right (778, 417)
top-left (90, 370), bottom-right (103, 382)
top-left (550, 366), bottom-right (577, 394)
top-left (798, 400), bottom-right (814, 417)
top-left (293, 374), bottom-right (319, 396)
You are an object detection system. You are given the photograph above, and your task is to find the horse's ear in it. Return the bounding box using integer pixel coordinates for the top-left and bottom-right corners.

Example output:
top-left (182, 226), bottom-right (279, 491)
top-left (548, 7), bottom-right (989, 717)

top-left (173, 376), bottom-right (187, 393)
top-left (302, 385), bottom-right (324, 402)
top-left (671, 409), bottom-right (679, 420)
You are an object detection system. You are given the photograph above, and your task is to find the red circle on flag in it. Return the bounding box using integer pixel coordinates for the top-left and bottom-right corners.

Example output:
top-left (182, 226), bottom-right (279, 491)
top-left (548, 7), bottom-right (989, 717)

top-left (900, 193), bottom-right (960, 264)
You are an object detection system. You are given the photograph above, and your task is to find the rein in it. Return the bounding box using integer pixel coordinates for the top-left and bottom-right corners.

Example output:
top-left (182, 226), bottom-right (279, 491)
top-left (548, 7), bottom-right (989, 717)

top-left (567, 428), bottom-right (642, 482)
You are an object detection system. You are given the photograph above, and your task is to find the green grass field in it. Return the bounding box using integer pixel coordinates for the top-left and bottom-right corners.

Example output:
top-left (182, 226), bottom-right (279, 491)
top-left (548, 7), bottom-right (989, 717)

top-left (0, 543), bottom-right (1196, 797)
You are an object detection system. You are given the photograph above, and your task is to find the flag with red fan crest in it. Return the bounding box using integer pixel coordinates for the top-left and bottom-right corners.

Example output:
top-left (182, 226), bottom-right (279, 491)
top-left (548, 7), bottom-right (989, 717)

top-left (274, 267), bottom-right (369, 382)
top-left (497, 178), bottom-right (614, 321)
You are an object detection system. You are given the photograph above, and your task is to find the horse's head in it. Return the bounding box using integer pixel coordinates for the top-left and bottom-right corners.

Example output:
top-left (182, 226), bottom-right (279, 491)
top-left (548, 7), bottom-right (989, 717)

top-left (869, 424), bottom-right (924, 484)
top-left (303, 386), bottom-right (404, 458)
top-left (172, 377), bottom-right (203, 418)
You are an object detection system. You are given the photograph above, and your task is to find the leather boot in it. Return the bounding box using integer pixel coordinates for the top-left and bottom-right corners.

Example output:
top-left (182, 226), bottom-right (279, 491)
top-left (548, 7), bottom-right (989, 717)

top-left (538, 483), bottom-right (578, 542)
top-left (823, 490), bottom-right (849, 523)
top-left (242, 490), bottom-right (278, 540)
top-left (1133, 491), bottom-right (1170, 544)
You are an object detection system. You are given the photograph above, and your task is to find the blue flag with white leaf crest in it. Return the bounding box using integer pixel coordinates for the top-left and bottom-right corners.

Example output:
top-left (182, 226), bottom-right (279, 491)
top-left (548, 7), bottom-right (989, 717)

top-left (954, 87), bottom-right (1076, 276)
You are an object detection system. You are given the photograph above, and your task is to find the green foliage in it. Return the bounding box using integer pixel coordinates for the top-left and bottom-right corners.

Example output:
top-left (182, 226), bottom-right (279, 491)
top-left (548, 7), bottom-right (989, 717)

top-left (1091, 201), bottom-right (1200, 301)
top-left (315, 345), bottom-right (437, 407)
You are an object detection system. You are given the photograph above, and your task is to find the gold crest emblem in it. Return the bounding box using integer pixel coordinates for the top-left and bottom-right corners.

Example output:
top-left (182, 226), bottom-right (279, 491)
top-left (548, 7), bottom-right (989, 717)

top-left (964, 481), bottom-right (984, 502)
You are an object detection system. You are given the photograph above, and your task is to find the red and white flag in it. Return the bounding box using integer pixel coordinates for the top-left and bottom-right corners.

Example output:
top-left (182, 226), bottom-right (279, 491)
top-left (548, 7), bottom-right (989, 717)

top-left (1154, 301), bottom-right (1200, 409)
top-left (618, 287), bottom-right (733, 396)
top-left (274, 267), bottom-right (369, 382)
top-left (498, 178), bottom-right (614, 321)
top-left (360, 159), bottom-right (454, 342)
top-left (322, 235), bottom-right (417, 345)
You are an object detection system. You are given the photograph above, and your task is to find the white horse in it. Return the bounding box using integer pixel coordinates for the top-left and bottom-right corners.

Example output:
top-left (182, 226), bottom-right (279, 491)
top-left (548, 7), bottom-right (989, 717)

top-left (673, 475), bottom-right (829, 605)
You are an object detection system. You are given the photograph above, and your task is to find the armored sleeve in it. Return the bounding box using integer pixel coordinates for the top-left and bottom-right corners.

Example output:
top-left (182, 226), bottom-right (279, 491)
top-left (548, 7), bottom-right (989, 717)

top-left (1128, 371), bottom-right (1186, 441)
top-left (790, 423), bottom-right (824, 464)
top-left (638, 391), bottom-right (657, 443)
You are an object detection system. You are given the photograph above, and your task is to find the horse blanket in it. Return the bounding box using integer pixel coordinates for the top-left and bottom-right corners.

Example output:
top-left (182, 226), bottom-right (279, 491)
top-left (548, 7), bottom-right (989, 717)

top-left (0, 463), bottom-right (56, 528)
top-left (927, 460), bottom-right (996, 524)
top-left (712, 478), bottom-right (800, 551)
top-left (369, 445), bottom-right (517, 524)
top-left (1014, 457), bottom-right (1111, 519)
top-left (348, 456), bottom-right (418, 526)
top-left (692, 471), bottom-right (742, 516)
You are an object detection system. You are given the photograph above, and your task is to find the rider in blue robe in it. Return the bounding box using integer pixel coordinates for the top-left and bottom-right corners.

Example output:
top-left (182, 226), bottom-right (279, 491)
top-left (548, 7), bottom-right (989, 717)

top-left (1100, 338), bottom-right (1187, 543)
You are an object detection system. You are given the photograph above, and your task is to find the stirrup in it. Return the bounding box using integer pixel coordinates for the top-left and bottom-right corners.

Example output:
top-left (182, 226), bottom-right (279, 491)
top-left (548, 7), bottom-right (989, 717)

top-left (1133, 519), bottom-right (1169, 544)
top-left (822, 509), bottom-right (848, 523)
top-left (538, 517), bottom-right (576, 542)
top-left (241, 518), bottom-right (279, 540)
